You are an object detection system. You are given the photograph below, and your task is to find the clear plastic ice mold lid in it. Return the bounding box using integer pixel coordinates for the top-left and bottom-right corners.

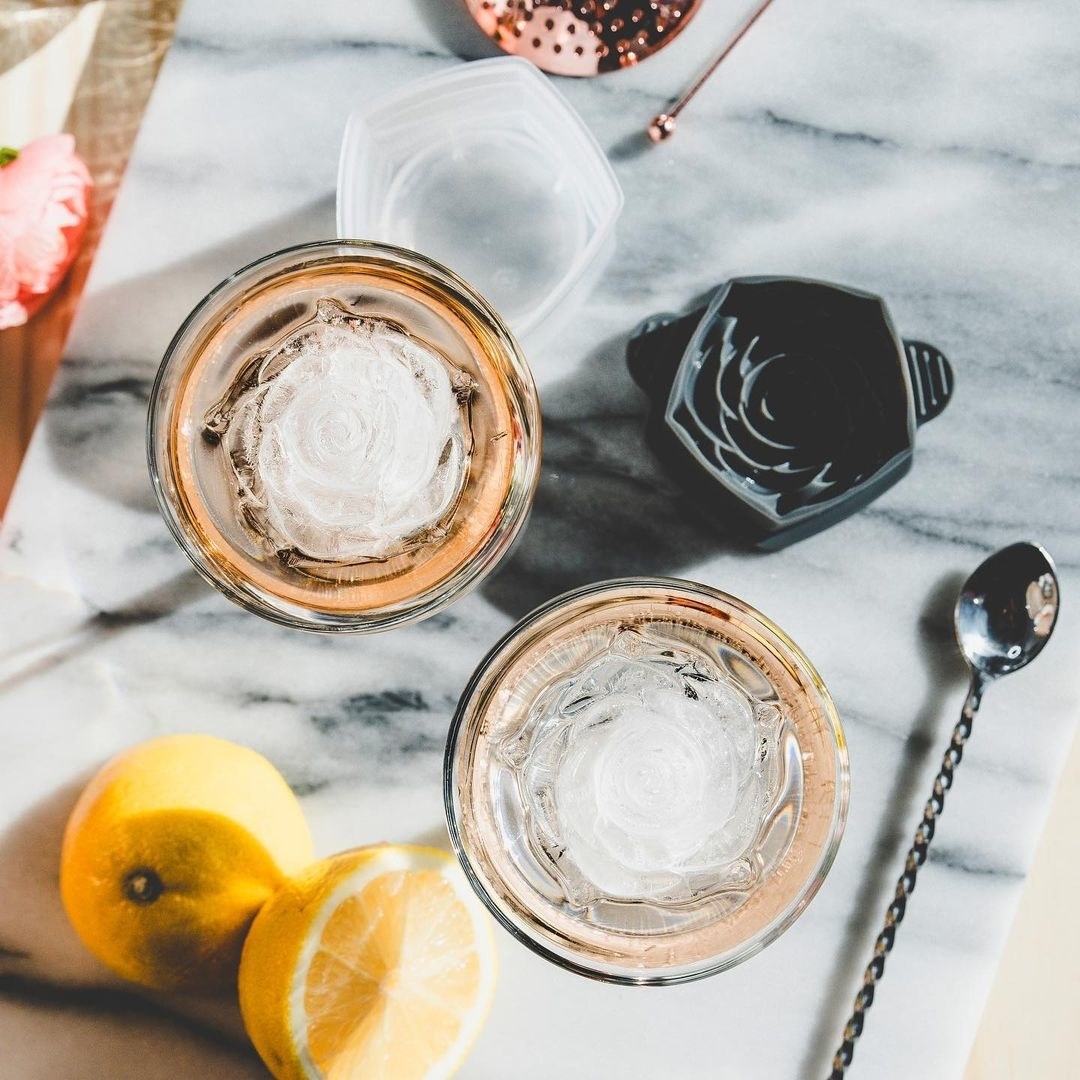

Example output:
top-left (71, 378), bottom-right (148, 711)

top-left (337, 57), bottom-right (623, 351)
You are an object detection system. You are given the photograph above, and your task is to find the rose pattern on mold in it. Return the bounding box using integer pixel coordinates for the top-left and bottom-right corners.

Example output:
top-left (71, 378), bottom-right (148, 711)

top-left (498, 627), bottom-right (791, 909)
top-left (670, 318), bottom-right (905, 519)
top-left (204, 298), bottom-right (475, 565)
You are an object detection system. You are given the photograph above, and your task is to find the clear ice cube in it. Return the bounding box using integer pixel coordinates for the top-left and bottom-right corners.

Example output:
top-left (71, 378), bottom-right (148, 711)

top-left (205, 298), bottom-right (473, 564)
top-left (501, 627), bottom-right (784, 908)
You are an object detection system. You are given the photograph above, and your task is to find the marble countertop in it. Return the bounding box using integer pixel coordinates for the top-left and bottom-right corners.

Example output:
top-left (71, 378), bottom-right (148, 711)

top-left (2, 1), bottom-right (1079, 1077)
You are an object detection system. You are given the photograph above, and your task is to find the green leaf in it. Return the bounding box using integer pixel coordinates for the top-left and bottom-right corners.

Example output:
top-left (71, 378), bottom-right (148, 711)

top-left (0, 147), bottom-right (18, 167)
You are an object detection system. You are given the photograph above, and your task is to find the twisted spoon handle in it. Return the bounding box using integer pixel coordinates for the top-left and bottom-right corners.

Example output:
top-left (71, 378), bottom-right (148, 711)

top-left (829, 675), bottom-right (984, 1079)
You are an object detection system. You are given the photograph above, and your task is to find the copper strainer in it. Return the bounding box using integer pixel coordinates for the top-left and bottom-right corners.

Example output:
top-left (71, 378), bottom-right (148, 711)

top-left (463, 0), bottom-right (704, 77)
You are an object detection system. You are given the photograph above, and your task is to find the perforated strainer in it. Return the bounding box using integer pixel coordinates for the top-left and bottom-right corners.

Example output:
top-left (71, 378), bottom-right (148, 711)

top-left (464, 0), bottom-right (704, 76)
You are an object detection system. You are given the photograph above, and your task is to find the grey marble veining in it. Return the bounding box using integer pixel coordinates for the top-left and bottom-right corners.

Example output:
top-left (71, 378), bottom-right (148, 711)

top-left (2, 1), bottom-right (1079, 1077)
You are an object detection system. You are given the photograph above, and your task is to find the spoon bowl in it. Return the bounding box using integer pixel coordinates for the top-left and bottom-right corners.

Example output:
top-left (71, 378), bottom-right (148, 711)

top-left (956, 541), bottom-right (1060, 681)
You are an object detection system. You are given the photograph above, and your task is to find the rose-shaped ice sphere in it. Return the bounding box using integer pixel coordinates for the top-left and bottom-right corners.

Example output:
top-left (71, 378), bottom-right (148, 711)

top-left (0, 134), bottom-right (91, 329)
top-left (206, 299), bottom-right (474, 563)
top-left (502, 628), bottom-right (784, 906)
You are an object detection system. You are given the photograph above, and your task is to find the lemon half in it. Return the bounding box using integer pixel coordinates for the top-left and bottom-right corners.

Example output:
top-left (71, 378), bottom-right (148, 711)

top-left (238, 845), bottom-right (497, 1080)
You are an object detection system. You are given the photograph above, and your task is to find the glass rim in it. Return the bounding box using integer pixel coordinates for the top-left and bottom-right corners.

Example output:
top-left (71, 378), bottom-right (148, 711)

top-left (146, 239), bottom-right (542, 633)
top-left (444, 575), bottom-right (850, 984)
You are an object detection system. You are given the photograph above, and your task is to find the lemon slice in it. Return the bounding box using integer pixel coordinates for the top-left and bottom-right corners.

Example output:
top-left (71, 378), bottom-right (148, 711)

top-left (239, 845), bottom-right (496, 1080)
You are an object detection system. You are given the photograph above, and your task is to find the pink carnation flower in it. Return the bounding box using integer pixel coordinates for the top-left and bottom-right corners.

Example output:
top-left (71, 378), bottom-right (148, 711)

top-left (0, 134), bottom-right (92, 329)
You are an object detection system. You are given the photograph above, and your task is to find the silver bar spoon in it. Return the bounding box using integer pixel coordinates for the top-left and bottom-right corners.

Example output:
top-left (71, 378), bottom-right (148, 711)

top-left (830, 541), bottom-right (1061, 1078)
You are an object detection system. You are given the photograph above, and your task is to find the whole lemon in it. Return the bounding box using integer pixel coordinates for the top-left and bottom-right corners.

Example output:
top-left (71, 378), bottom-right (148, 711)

top-left (60, 733), bottom-right (314, 992)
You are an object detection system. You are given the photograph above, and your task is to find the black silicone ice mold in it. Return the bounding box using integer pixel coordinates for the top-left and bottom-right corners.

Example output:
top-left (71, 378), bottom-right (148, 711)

top-left (627, 276), bottom-right (953, 550)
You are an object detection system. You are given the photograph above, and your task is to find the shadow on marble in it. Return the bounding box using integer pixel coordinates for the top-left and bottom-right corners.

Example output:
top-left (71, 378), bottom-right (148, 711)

top-left (482, 328), bottom-right (751, 620)
top-left (607, 129), bottom-right (658, 163)
top-left (796, 569), bottom-right (970, 1077)
top-left (407, 822), bottom-right (454, 853)
top-left (43, 195), bottom-right (338, 516)
top-left (0, 771), bottom-right (258, 1076)
top-left (0, 570), bottom-right (206, 697)
top-left (0, 775), bottom-right (93, 983)
top-left (409, 0), bottom-right (504, 63)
